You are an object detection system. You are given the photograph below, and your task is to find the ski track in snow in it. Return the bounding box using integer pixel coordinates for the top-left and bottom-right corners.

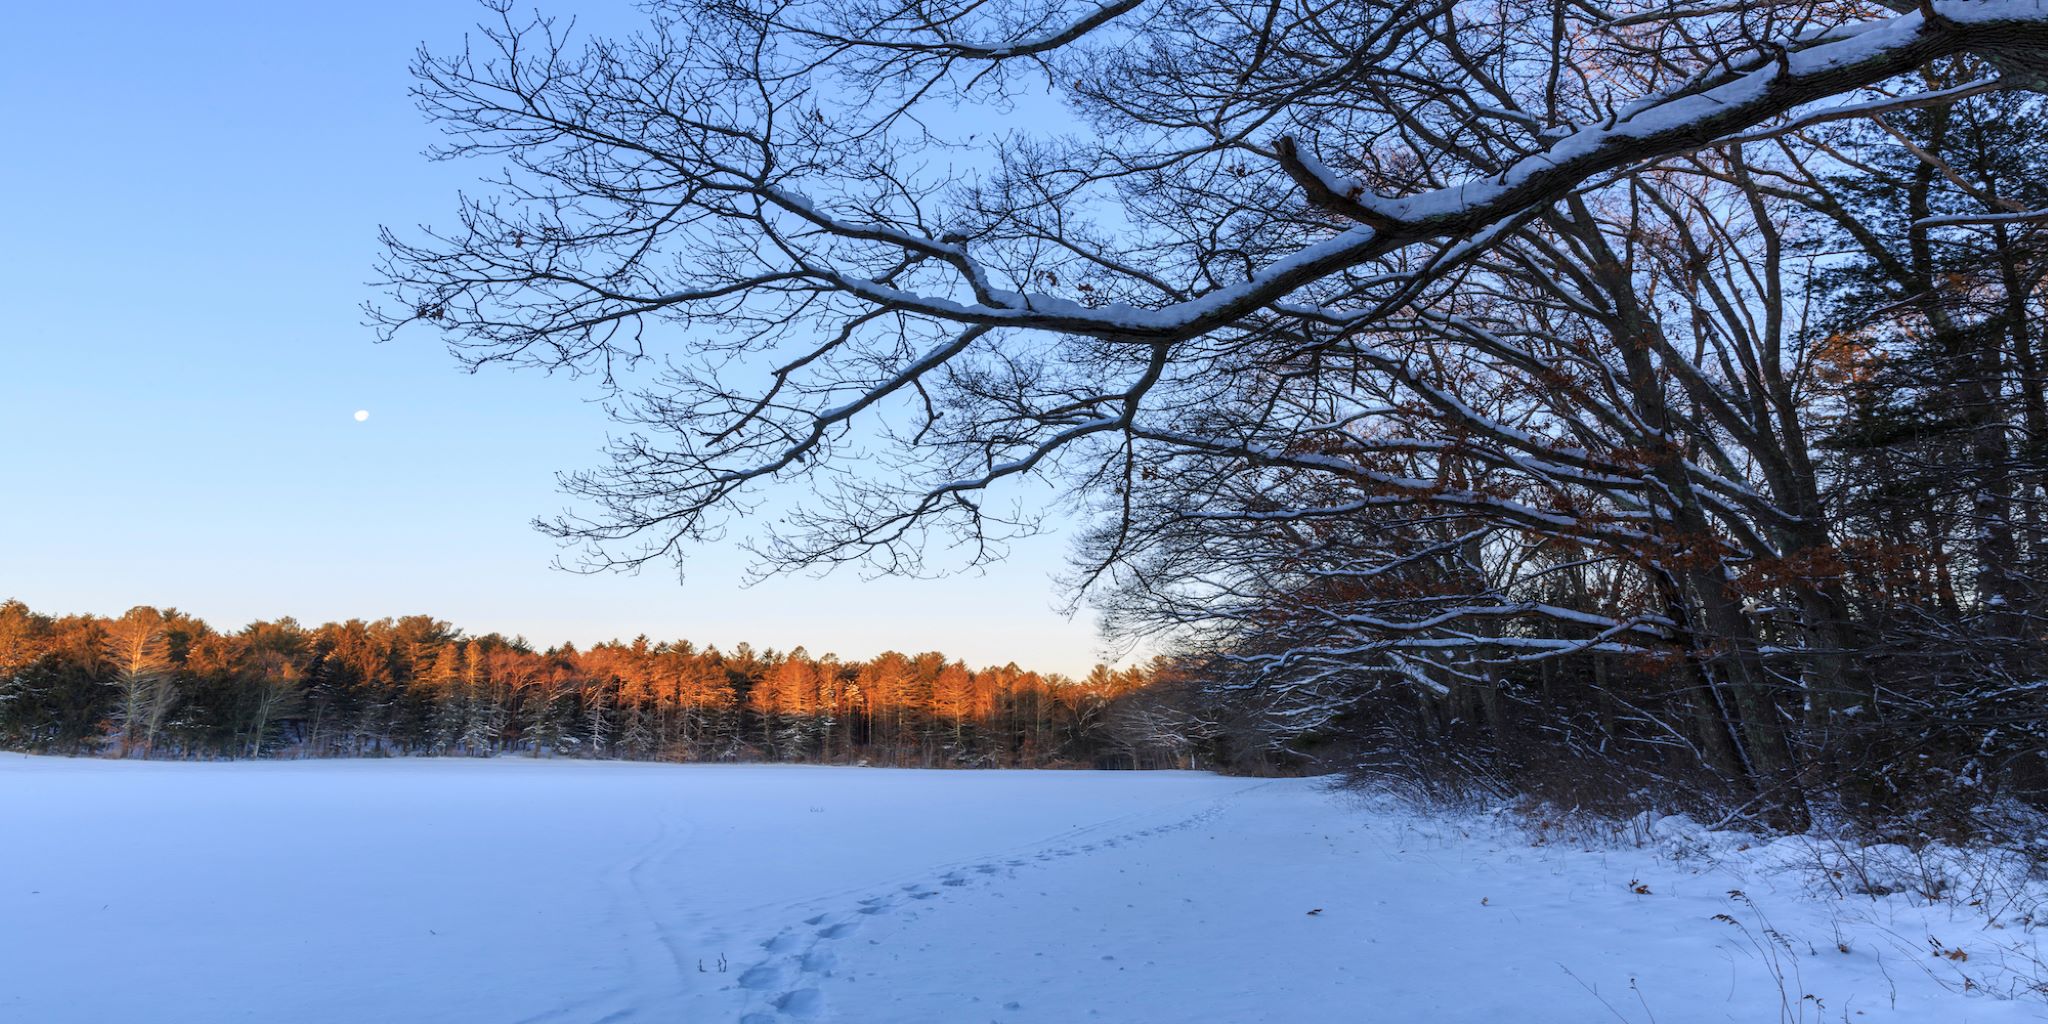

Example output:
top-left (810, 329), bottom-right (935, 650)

top-left (526, 804), bottom-right (707, 1024)
top-left (510, 805), bottom-right (690, 1024)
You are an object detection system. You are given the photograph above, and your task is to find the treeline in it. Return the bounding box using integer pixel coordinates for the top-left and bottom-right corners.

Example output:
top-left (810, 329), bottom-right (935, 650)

top-left (0, 600), bottom-right (1197, 769)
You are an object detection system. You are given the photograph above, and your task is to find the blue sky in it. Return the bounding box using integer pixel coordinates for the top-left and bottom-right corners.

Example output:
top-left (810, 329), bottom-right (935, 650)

top-left (0, 1), bottom-right (1111, 674)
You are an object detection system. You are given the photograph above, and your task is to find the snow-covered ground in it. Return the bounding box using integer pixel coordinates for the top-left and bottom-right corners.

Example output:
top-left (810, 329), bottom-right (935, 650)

top-left (0, 756), bottom-right (2039, 1023)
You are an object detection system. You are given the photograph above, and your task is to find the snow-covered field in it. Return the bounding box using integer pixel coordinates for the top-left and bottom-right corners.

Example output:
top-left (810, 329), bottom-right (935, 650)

top-left (1, 756), bottom-right (2039, 1023)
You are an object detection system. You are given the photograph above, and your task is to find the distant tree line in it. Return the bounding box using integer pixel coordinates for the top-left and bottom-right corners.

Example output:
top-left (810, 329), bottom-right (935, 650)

top-left (0, 600), bottom-right (1200, 770)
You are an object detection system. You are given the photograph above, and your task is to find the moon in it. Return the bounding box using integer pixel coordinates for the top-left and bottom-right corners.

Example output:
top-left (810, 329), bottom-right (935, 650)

top-left (353, 410), bottom-right (370, 422)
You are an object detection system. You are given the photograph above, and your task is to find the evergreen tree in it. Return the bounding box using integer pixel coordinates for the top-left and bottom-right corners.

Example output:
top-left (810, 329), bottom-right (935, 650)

top-left (103, 606), bottom-right (177, 757)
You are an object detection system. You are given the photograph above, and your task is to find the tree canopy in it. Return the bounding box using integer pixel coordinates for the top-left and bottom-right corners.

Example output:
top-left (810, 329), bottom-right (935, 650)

top-left (374, 1), bottom-right (2048, 830)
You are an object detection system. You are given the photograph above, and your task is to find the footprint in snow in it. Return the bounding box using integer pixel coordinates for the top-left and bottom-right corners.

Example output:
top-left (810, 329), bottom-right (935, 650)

top-left (774, 988), bottom-right (825, 1018)
top-left (737, 964), bottom-right (782, 990)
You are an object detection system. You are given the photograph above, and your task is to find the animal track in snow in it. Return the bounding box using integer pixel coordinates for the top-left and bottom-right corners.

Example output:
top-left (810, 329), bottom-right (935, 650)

top-left (728, 796), bottom-right (1237, 1019)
